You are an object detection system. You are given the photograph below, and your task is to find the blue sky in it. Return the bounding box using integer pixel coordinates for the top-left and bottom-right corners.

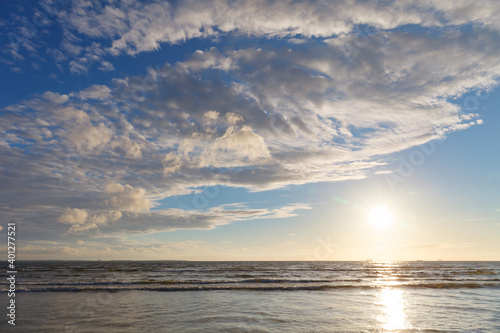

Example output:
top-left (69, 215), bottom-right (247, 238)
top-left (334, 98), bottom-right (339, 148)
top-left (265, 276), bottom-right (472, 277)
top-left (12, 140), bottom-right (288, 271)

top-left (1, 0), bottom-right (499, 260)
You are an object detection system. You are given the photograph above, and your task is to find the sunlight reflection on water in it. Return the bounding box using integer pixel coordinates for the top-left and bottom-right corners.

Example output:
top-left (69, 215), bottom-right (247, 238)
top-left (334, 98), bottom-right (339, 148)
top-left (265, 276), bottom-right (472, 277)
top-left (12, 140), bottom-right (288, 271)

top-left (377, 288), bottom-right (412, 331)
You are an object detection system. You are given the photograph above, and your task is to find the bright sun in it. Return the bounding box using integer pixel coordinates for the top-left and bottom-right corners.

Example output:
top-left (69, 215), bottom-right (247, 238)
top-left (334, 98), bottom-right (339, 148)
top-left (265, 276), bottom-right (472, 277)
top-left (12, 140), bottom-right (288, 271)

top-left (368, 205), bottom-right (393, 227)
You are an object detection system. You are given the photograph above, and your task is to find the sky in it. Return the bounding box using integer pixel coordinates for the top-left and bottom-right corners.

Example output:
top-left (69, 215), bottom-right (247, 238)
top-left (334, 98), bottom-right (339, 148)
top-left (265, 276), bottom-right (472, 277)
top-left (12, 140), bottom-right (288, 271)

top-left (0, 0), bottom-right (499, 261)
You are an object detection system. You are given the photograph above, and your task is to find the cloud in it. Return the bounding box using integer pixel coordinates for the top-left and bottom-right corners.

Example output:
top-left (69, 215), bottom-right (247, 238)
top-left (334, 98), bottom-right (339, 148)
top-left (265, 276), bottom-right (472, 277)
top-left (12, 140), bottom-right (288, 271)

top-left (6, 1), bottom-right (500, 75)
top-left (58, 208), bottom-right (88, 225)
top-left (78, 85), bottom-right (112, 100)
top-left (268, 204), bottom-right (312, 219)
top-left (225, 112), bottom-right (243, 126)
top-left (93, 203), bottom-right (312, 235)
top-left (104, 183), bottom-right (153, 212)
top-left (47, 201), bottom-right (311, 235)
top-left (67, 122), bottom-right (114, 154)
top-left (111, 136), bottom-right (143, 159)
top-left (20, 245), bottom-right (82, 258)
top-left (67, 210), bottom-right (122, 234)
top-left (203, 110), bottom-right (219, 126)
top-left (55, 0), bottom-right (500, 57)
top-left (99, 60), bottom-right (115, 71)
top-left (42, 91), bottom-right (69, 104)
top-left (212, 125), bottom-right (271, 161)
top-left (68, 60), bottom-right (88, 75)
top-left (56, 208), bottom-right (122, 234)
top-left (16, 240), bottom-right (215, 260)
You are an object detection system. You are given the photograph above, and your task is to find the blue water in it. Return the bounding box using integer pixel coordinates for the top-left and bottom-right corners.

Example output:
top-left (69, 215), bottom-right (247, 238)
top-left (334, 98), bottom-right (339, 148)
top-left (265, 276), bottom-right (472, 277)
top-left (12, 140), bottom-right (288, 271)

top-left (1, 261), bottom-right (499, 332)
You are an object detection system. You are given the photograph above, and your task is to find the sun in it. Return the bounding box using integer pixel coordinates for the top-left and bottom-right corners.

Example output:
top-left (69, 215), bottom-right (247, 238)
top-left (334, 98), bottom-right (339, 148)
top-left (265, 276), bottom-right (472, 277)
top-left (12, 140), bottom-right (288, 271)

top-left (368, 205), bottom-right (393, 227)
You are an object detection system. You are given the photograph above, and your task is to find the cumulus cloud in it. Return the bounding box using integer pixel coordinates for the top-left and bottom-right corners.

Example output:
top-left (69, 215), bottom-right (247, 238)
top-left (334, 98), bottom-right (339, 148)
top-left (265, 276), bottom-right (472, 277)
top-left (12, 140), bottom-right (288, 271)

top-left (78, 84), bottom-right (112, 100)
top-left (58, 208), bottom-right (88, 225)
top-left (213, 125), bottom-right (271, 161)
top-left (58, 208), bottom-right (122, 233)
top-left (42, 92), bottom-right (70, 104)
top-left (67, 122), bottom-right (114, 154)
top-left (225, 112), bottom-right (243, 126)
top-left (111, 136), bottom-right (143, 159)
top-left (104, 183), bottom-right (153, 212)
top-left (67, 210), bottom-right (122, 234)
top-left (203, 110), bottom-right (219, 123)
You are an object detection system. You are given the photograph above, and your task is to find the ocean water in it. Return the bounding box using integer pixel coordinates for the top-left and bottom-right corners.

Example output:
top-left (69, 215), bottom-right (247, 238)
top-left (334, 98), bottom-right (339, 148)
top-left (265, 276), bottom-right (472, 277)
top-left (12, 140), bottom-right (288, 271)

top-left (1, 261), bottom-right (499, 332)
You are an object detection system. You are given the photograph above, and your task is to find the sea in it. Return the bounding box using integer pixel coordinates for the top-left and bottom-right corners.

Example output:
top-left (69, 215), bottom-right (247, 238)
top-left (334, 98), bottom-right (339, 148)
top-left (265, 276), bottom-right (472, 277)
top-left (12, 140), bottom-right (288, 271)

top-left (1, 261), bottom-right (499, 332)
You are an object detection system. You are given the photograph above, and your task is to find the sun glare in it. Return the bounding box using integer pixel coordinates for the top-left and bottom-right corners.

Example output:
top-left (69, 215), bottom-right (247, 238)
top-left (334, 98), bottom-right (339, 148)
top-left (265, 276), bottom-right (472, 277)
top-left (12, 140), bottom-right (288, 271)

top-left (378, 288), bottom-right (411, 331)
top-left (368, 206), bottom-right (393, 227)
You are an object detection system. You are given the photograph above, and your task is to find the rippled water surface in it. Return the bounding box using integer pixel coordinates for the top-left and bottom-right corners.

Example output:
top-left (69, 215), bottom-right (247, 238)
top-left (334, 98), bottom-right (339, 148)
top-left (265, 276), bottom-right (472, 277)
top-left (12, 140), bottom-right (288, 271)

top-left (1, 261), bottom-right (499, 332)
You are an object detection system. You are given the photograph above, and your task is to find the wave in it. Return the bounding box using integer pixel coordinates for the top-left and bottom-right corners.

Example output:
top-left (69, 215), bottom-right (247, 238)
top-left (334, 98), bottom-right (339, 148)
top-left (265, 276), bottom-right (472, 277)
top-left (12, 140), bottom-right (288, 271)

top-left (0, 278), bottom-right (360, 286)
top-left (7, 261), bottom-right (499, 294)
top-left (14, 268), bottom-right (499, 278)
top-left (2, 281), bottom-right (499, 292)
top-left (5, 278), bottom-right (500, 290)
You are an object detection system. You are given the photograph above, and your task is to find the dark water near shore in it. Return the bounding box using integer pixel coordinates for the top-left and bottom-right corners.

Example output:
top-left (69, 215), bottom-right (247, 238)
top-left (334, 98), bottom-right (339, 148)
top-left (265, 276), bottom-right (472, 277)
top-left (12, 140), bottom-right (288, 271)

top-left (1, 261), bottom-right (499, 332)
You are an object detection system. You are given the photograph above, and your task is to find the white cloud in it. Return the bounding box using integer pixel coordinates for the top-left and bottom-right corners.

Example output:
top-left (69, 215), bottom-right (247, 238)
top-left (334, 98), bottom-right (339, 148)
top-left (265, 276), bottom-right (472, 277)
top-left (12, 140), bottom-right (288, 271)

top-left (58, 208), bottom-right (88, 225)
top-left (268, 204), bottom-right (312, 219)
top-left (42, 91), bottom-right (69, 104)
top-left (225, 112), bottom-right (243, 126)
top-left (99, 60), bottom-right (115, 71)
top-left (111, 136), bottom-right (143, 159)
top-left (7, 0), bottom-right (497, 74)
top-left (181, 48), bottom-right (233, 71)
top-left (68, 60), bottom-right (88, 75)
top-left (104, 183), bottom-right (153, 212)
top-left (213, 125), bottom-right (271, 161)
top-left (67, 210), bottom-right (122, 234)
top-left (69, 123), bottom-right (113, 152)
top-left (92, 211), bottom-right (122, 226)
top-left (57, 207), bottom-right (123, 234)
top-left (78, 84), bottom-right (112, 100)
top-left (203, 110), bottom-right (219, 125)
top-left (54, 0), bottom-right (500, 58)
